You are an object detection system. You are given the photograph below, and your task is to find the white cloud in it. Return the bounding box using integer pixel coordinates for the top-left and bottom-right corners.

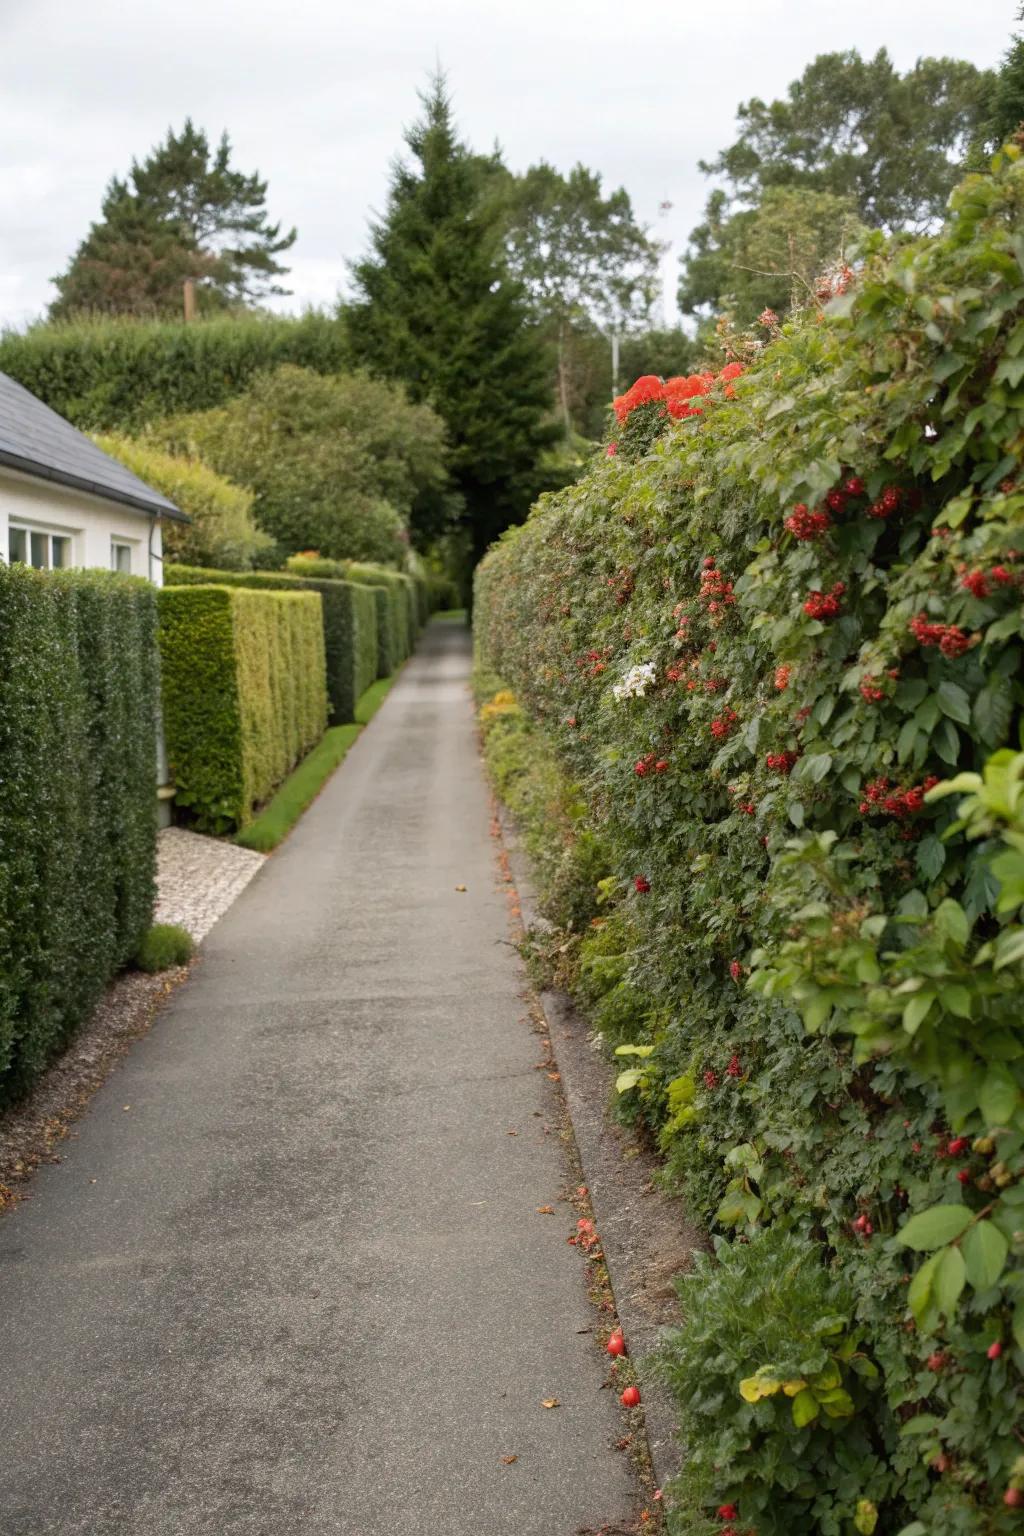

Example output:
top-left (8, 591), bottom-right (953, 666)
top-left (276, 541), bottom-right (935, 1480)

top-left (0, 0), bottom-right (1014, 329)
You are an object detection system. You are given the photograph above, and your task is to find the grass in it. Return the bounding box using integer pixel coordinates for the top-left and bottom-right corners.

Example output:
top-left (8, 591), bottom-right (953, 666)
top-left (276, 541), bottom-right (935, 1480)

top-left (431, 607), bottom-right (468, 623)
top-left (236, 672), bottom-right (400, 853)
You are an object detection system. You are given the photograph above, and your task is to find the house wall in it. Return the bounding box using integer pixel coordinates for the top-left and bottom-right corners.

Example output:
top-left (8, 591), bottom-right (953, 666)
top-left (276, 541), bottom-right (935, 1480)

top-left (0, 467), bottom-right (165, 585)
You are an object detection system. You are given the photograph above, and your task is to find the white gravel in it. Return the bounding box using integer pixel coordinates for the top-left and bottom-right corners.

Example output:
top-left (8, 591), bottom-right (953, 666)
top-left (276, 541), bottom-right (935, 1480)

top-left (153, 827), bottom-right (266, 944)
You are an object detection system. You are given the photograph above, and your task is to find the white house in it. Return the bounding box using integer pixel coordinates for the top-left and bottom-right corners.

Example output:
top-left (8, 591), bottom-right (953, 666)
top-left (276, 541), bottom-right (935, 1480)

top-left (0, 370), bottom-right (186, 585)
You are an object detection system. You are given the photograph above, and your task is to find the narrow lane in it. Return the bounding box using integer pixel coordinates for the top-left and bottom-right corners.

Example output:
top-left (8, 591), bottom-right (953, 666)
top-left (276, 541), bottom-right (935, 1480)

top-left (0, 619), bottom-right (635, 1536)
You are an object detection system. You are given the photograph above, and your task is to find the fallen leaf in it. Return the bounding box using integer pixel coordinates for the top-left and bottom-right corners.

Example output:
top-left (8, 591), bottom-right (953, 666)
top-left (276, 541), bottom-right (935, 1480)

top-left (122, 1105), bottom-right (131, 1111)
top-left (547, 1071), bottom-right (561, 1081)
top-left (500, 1455), bottom-right (518, 1465)
top-left (542, 1398), bottom-right (560, 1409)
top-left (455, 884), bottom-right (467, 892)
top-left (506, 1129), bottom-right (518, 1136)
top-left (536, 1205), bottom-right (555, 1214)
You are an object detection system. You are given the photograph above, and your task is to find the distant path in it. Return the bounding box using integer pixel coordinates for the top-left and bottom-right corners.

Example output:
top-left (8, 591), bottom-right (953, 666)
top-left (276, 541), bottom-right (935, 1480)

top-left (0, 619), bottom-right (635, 1536)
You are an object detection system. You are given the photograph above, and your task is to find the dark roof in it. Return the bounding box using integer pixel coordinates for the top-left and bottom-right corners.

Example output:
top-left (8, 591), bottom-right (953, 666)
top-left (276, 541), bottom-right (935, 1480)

top-left (0, 371), bottom-right (187, 522)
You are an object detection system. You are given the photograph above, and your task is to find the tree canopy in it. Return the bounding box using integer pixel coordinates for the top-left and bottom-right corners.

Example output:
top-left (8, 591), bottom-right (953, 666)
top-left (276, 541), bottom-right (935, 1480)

top-left (347, 77), bottom-right (556, 562)
top-left (51, 120), bottom-right (296, 319)
top-left (680, 49), bottom-right (995, 323)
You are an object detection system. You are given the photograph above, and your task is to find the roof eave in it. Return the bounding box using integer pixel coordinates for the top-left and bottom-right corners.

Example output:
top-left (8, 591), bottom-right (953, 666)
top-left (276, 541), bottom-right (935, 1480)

top-left (0, 450), bottom-right (190, 523)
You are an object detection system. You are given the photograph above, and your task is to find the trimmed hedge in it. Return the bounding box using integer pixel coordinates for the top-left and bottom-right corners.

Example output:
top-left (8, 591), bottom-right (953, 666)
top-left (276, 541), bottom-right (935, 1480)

top-left (0, 311), bottom-right (349, 432)
top-left (286, 555), bottom-right (423, 678)
top-left (165, 564), bottom-right (377, 724)
top-left (158, 585), bottom-right (327, 832)
top-left (475, 147), bottom-right (1024, 1531)
top-left (0, 566), bottom-right (158, 1103)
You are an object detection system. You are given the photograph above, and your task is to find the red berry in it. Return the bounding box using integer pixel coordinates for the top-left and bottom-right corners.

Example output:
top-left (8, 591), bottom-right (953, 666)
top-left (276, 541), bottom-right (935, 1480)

top-left (729, 960), bottom-right (742, 981)
top-left (957, 1169), bottom-right (970, 1184)
top-left (947, 1137), bottom-right (968, 1156)
top-left (926, 1351), bottom-right (947, 1372)
top-left (1005, 1487), bottom-right (1024, 1507)
top-left (717, 1506), bottom-right (739, 1521)
top-left (988, 1340), bottom-right (1003, 1360)
top-left (620, 1386), bottom-right (641, 1408)
top-left (634, 876), bottom-right (651, 894)
top-left (607, 1332), bottom-right (626, 1357)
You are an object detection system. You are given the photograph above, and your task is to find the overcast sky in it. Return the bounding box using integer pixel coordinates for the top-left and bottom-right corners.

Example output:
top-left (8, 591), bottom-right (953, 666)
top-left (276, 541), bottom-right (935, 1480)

top-left (1, 0), bottom-right (1015, 332)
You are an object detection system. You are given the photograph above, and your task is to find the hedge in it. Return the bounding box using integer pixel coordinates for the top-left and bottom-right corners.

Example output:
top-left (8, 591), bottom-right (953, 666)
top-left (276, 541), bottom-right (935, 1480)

top-left (475, 146), bottom-right (1024, 1531)
top-left (0, 566), bottom-right (158, 1103)
top-left (94, 435), bottom-right (275, 571)
top-left (158, 585), bottom-right (326, 833)
top-left (165, 565), bottom-right (377, 724)
top-left (286, 555), bottom-right (423, 677)
top-left (0, 311), bottom-right (349, 432)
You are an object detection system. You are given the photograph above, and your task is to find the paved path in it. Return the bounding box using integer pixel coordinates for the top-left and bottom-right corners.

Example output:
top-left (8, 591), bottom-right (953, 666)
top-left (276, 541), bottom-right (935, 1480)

top-left (0, 620), bottom-right (635, 1536)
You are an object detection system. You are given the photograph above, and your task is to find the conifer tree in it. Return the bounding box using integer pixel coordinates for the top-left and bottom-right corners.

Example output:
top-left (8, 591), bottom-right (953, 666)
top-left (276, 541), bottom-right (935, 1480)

top-left (348, 78), bottom-right (556, 563)
top-left (52, 120), bottom-right (295, 319)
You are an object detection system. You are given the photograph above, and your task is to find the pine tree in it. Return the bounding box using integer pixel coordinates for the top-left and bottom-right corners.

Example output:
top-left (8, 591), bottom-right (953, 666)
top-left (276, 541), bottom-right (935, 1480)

top-left (347, 78), bottom-right (556, 564)
top-left (51, 120), bottom-right (295, 319)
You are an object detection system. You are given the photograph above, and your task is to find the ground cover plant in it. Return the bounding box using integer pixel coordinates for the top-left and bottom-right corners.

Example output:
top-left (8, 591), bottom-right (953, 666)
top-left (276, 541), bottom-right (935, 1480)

top-left (0, 567), bottom-right (158, 1104)
top-left (475, 146), bottom-right (1024, 1532)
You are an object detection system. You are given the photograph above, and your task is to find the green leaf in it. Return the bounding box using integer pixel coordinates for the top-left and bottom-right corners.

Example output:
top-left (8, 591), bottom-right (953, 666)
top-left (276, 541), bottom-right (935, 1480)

top-left (1014, 1298), bottom-right (1024, 1352)
top-left (615, 1068), bottom-right (647, 1093)
top-left (993, 927), bottom-right (1024, 970)
top-left (898, 1204), bottom-right (973, 1251)
top-left (962, 1219), bottom-right (1008, 1291)
top-left (934, 718), bottom-right (960, 765)
top-left (908, 1253), bottom-right (939, 1323)
top-left (978, 1064), bottom-right (1019, 1125)
top-left (937, 681), bottom-right (972, 726)
top-left (934, 1245), bottom-right (966, 1317)
top-left (817, 1387), bottom-right (855, 1418)
top-left (916, 835), bottom-right (946, 881)
top-left (933, 899), bottom-right (969, 949)
top-left (791, 1387), bottom-right (819, 1427)
top-left (902, 992), bottom-right (935, 1034)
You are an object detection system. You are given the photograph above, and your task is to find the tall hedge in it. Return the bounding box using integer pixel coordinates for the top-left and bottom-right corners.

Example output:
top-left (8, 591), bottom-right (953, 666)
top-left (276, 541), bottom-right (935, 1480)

top-left (286, 555), bottom-right (423, 677)
top-left (0, 567), bottom-right (158, 1103)
top-left (165, 565), bottom-right (377, 723)
top-left (158, 585), bottom-right (326, 832)
top-left (0, 311), bottom-right (348, 432)
top-left (475, 147), bottom-right (1024, 1530)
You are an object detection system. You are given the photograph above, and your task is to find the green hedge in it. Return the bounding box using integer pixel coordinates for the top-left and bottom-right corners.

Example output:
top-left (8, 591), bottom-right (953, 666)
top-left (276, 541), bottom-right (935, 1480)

top-left (0, 566), bottom-right (158, 1103)
top-left (158, 585), bottom-right (327, 832)
top-left (165, 565), bottom-right (377, 724)
top-left (286, 556), bottom-right (422, 677)
top-left (475, 146), bottom-right (1024, 1531)
top-left (0, 311), bottom-right (349, 432)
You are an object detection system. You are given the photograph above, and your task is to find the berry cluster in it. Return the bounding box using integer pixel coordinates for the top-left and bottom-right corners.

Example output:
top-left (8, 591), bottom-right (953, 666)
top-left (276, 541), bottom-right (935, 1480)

top-left (710, 708), bottom-right (739, 740)
top-left (634, 753), bottom-right (670, 777)
top-left (606, 568), bottom-right (635, 606)
top-left (908, 613), bottom-right (973, 657)
top-left (699, 559), bottom-right (736, 617)
top-left (868, 485), bottom-right (903, 519)
top-left (774, 664), bottom-right (792, 691)
top-left (803, 582), bottom-right (845, 621)
top-left (959, 564), bottom-right (1016, 599)
top-left (858, 775), bottom-right (939, 818)
top-left (765, 751), bottom-right (799, 775)
top-left (785, 503), bottom-right (831, 541)
top-left (577, 646), bottom-right (613, 678)
top-left (634, 875), bottom-right (651, 894)
top-left (858, 668), bottom-right (898, 703)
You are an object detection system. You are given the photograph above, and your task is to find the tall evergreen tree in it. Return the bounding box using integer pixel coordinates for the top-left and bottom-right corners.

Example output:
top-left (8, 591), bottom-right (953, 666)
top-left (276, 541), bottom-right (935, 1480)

top-left (52, 120), bottom-right (295, 319)
top-left (347, 79), bottom-right (556, 564)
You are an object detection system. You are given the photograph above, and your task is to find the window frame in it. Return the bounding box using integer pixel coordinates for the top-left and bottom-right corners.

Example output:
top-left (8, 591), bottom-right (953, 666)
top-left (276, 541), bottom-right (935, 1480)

top-left (7, 519), bottom-right (75, 571)
top-left (110, 538), bottom-right (135, 575)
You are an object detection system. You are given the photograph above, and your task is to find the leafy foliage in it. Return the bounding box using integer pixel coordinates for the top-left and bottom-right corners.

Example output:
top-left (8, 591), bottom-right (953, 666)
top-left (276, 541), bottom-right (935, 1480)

top-left (51, 119), bottom-right (296, 318)
top-left (162, 365), bottom-right (447, 564)
top-left (0, 567), bottom-right (157, 1103)
top-left (164, 563), bottom-right (378, 724)
top-left (158, 584), bottom-right (326, 832)
top-left (94, 435), bottom-right (275, 570)
top-left (134, 924), bottom-right (194, 973)
top-left (476, 146), bottom-right (1024, 1528)
top-left (0, 311), bottom-right (349, 433)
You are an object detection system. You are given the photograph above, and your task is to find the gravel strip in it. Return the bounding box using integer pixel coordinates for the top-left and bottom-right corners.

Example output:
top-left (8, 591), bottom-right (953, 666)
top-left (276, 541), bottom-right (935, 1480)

top-left (153, 827), bottom-right (266, 942)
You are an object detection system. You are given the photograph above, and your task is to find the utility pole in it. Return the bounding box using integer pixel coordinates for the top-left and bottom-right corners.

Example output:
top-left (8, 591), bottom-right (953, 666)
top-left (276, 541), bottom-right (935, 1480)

top-left (611, 330), bottom-right (620, 399)
top-left (182, 278), bottom-right (196, 322)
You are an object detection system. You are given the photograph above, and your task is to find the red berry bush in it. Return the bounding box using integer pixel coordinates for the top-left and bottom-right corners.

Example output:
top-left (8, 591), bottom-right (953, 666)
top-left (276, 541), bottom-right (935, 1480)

top-left (476, 148), bottom-right (1024, 1532)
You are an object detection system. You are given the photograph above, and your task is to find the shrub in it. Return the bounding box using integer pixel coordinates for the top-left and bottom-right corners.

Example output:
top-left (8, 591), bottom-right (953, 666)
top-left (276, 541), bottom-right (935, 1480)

top-left (287, 554), bottom-right (420, 676)
top-left (0, 310), bottom-right (349, 431)
top-left (93, 434), bottom-right (275, 570)
top-left (0, 566), bottom-right (158, 1102)
top-left (135, 924), bottom-right (194, 973)
top-left (165, 564), bottom-right (377, 723)
top-left (158, 584), bottom-right (326, 832)
top-left (160, 365), bottom-right (448, 563)
top-left (475, 146), bottom-right (1024, 1528)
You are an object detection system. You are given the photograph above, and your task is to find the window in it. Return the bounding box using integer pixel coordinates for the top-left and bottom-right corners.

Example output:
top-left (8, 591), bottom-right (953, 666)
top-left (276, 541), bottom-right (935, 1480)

top-left (111, 540), bottom-right (133, 575)
top-left (7, 523), bottom-right (72, 570)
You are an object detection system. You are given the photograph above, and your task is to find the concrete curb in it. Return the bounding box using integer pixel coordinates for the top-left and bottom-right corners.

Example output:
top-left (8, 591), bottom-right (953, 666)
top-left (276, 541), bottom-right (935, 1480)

top-left (495, 804), bottom-right (707, 1498)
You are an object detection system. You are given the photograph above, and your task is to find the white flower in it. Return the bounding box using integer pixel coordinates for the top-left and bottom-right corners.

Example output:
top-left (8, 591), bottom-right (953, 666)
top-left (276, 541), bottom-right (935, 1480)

top-left (612, 662), bottom-right (657, 701)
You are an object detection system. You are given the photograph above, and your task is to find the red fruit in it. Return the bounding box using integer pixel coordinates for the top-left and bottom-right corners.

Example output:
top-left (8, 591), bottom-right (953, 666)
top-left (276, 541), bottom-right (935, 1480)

top-left (956, 1169), bottom-right (970, 1184)
top-left (926, 1351), bottom-right (947, 1372)
top-left (607, 1332), bottom-right (626, 1358)
top-left (729, 960), bottom-right (742, 981)
top-left (947, 1137), bottom-right (968, 1156)
top-left (988, 1340), bottom-right (1003, 1360)
top-left (620, 1386), bottom-right (641, 1408)
top-left (1005, 1487), bottom-right (1024, 1507)
top-left (634, 876), bottom-right (651, 894)
top-left (844, 476), bottom-right (865, 495)
top-left (717, 1505), bottom-right (739, 1520)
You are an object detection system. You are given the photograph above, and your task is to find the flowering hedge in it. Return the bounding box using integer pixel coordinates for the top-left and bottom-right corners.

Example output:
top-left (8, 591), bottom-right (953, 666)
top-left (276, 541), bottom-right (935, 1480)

top-left (475, 146), bottom-right (1024, 1533)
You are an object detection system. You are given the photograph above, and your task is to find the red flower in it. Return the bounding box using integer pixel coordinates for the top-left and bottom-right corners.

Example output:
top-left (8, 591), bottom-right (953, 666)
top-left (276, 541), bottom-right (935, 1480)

top-left (758, 307), bottom-right (779, 327)
top-left (703, 1069), bottom-right (719, 1089)
top-left (606, 441), bottom-right (618, 457)
top-left (654, 759), bottom-right (670, 774)
top-left (766, 751), bottom-right (798, 775)
top-left (726, 1053), bottom-right (742, 1076)
top-left (634, 875), bottom-right (651, 894)
top-left (785, 503), bottom-right (831, 541)
top-left (803, 582), bottom-right (845, 621)
top-left (710, 708), bottom-right (739, 740)
top-left (729, 961), bottom-right (742, 981)
top-left (909, 613), bottom-right (973, 657)
top-left (960, 568), bottom-right (989, 599)
top-left (859, 675), bottom-right (886, 703)
top-left (774, 664), bottom-right (792, 691)
top-left (717, 1505), bottom-right (739, 1521)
